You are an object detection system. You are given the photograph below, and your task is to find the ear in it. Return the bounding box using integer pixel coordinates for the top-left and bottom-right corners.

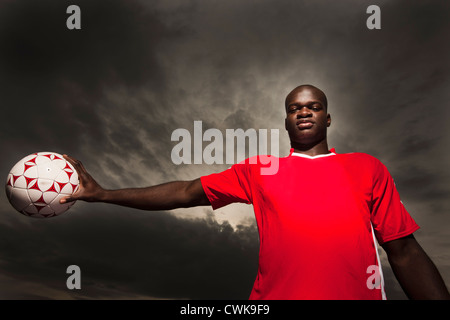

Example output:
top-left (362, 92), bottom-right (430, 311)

top-left (284, 117), bottom-right (287, 130)
top-left (327, 113), bottom-right (331, 127)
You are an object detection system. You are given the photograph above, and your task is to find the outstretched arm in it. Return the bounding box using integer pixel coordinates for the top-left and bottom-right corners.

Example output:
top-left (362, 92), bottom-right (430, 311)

top-left (382, 234), bottom-right (450, 300)
top-left (60, 155), bottom-right (211, 210)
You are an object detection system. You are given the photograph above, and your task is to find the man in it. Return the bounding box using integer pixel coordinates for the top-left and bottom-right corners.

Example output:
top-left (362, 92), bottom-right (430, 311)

top-left (61, 85), bottom-right (450, 300)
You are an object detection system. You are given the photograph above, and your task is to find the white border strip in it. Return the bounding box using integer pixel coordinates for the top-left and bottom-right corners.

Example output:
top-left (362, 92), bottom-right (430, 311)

top-left (371, 223), bottom-right (387, 300)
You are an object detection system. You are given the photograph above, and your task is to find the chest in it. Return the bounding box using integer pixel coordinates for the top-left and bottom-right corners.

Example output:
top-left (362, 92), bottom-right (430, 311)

top-left (252, 159), bottom-right (374, 230)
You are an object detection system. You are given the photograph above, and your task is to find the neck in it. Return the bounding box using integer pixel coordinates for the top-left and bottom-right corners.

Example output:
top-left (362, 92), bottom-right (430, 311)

top-left (290, 139), bottom-right (330, 157)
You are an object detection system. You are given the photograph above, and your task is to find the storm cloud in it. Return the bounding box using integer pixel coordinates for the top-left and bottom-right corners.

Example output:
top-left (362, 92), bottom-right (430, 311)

top-left (0, 0), bottom-right (449, 299)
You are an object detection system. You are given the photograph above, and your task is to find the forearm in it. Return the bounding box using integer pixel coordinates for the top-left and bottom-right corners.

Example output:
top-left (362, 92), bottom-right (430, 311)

top-left (386, 238), bottom-right (450, 300)
top-left (97, 180), bottom-right (208, 211)
top-left (60, 155), bottom-right (211, 210)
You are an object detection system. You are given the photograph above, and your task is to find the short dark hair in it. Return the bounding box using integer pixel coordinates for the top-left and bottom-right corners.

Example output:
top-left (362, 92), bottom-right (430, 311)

top-left (285, 84), bottom-right (328, 111)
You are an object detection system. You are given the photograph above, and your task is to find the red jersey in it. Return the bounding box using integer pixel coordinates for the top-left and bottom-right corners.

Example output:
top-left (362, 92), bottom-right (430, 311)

top-left (200, 148), bottom-right (420, 300)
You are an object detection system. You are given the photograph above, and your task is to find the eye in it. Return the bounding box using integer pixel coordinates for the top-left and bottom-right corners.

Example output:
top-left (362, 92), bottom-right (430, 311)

top-left (311, 104), bottom-right (322, 111)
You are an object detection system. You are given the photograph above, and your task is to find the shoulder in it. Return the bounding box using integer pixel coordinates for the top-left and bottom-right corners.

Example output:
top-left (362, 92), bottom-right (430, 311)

top-left (338, 151), bottom-right (382, 163)
top-left (337, 152), bottom-right (387, 174)
top-left (233, 154), bottom-right (282, 176)
top-left (237, 154), bottom-right (280, 166)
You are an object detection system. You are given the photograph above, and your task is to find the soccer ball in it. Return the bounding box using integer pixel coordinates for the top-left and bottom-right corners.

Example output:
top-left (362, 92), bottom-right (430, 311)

top-left (5, 152), bottom-right (79, 218)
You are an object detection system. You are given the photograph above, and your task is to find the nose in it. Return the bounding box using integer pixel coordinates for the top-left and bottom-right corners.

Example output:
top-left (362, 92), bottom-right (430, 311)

top-left (296, 106), bottom-right (312, 118)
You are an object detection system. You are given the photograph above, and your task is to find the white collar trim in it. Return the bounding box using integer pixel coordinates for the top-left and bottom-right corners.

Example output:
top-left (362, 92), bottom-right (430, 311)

top-left (291, 152), bottom-right (336, 159)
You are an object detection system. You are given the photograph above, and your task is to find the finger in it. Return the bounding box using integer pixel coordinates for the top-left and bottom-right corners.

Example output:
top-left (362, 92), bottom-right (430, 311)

top-left (63, 154), bottom-right (83, 169)
top-left (60, 180), bottom-right (83, 203)
top-left (63, 154), bottom-right (88, 176)
top-left (63, 154), bottom-right (81, 171)
top-left (60, 195), bottom-right (75, 204)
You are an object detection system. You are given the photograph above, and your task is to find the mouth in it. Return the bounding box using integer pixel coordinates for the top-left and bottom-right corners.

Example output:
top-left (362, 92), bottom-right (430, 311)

top-left (296, 120), bottom-right (314, 129)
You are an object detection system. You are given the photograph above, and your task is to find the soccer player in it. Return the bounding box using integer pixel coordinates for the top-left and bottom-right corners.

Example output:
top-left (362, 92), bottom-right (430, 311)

top-left (61, 85), bottom-right (450, 300)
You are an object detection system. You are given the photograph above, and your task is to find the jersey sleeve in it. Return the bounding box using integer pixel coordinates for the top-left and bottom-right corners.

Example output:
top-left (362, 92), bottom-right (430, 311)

top-left (370, 160), bottom-right (420, 245)
top-left (200, 163), bottom-right (253, 210)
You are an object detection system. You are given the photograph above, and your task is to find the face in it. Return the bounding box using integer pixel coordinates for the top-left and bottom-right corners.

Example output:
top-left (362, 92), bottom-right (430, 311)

top-left (284, 87), bottom-right (331, 147)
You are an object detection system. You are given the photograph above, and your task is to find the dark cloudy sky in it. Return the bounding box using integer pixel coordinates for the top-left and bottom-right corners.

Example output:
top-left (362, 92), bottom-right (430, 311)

top-left (0, 0), bottom-right (449, 300)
